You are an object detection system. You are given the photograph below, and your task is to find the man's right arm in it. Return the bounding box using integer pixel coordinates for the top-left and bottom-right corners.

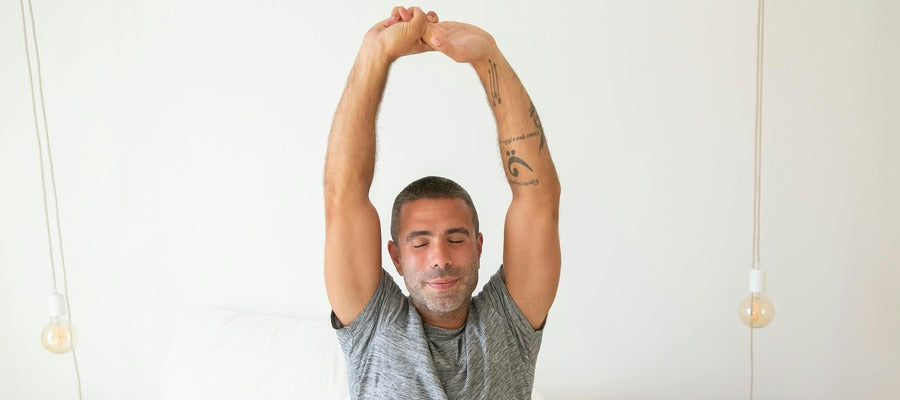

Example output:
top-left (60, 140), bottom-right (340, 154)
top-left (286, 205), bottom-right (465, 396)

top-left (324, 7), bottom-right (435, 326)
top-left (323, 46), bottom-right (389, 327)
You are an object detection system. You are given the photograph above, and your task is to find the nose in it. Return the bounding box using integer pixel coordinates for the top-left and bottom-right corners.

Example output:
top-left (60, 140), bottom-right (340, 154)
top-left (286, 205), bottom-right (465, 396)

top-left (430, 240), bottom-right (452, 268)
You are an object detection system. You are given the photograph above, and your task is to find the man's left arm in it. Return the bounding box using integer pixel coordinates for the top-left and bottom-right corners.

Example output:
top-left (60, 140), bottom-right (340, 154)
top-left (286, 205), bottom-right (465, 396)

top-left (425, 24), bottom-right (561, 330)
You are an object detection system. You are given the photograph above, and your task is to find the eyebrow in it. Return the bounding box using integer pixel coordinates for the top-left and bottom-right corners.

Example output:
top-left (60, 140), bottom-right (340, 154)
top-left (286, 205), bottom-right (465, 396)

top-left (445, 227), bottom-right (471, 237)
top-left (405, 227), bottom-right (471, 242)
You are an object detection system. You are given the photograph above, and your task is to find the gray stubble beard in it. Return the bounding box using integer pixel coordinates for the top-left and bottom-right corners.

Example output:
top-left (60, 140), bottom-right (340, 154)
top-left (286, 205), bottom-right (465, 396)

top-left (404, 259), bottom-right (480, 321)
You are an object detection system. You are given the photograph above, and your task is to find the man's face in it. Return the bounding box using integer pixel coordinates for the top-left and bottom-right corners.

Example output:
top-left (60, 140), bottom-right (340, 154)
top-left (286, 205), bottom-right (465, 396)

top-left (389, 198), bottom-right (482, 316)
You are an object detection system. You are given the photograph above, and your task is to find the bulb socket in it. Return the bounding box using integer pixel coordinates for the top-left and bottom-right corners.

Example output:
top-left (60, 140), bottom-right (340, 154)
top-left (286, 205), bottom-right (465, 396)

top-left (749, 269), bottom-right (766, 294)
top-left (48, 292), bottom-right (67, 318)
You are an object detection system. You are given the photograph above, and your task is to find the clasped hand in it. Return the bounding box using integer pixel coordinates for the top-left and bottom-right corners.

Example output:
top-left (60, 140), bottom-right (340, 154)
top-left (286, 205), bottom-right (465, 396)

top-left (363, 6), bottom-right (496, 65)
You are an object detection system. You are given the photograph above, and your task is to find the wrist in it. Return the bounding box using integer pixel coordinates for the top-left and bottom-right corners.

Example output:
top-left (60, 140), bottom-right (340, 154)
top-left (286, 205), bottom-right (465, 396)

top-left (357, 39), bottom-right (393, 69)
top-left (471, 41), bottom-right (502, 69)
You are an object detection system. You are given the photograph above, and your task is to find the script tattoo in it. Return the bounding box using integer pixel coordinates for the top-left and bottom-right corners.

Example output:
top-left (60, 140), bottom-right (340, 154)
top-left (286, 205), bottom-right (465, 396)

top-left (498, 130), bottom-right (541, 146)
top-left (505, 149), bottom-right (534, 177)
top-left (488, 59), bottom-right (501, 107)
top-left (530, 102), bottom-right (546, 154)
top-left (508, 178), bottom-right (540, 186)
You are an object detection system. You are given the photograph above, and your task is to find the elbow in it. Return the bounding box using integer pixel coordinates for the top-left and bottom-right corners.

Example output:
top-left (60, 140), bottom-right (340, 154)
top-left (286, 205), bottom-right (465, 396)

top-left (549, 177), bottom-right (561, 202)
top-left (323, 181), bottom-right (372, 223)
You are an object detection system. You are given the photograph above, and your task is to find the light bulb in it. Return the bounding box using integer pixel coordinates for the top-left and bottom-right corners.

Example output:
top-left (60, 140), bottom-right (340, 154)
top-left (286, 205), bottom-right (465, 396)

top-left (42, 316), bottom-right (77, 353)
top-left (738, 269), bottom-right (774, 328)
top-left (739, 293), bottom-right (775, 328)
top-left (42, 292), bottom-right (77, 354)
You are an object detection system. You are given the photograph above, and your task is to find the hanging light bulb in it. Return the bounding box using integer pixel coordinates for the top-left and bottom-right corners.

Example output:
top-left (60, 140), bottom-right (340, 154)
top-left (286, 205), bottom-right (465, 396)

top-left (41, 292), bottom-right (77, 354)
top-left (739, 269), bottom-right (774, 328)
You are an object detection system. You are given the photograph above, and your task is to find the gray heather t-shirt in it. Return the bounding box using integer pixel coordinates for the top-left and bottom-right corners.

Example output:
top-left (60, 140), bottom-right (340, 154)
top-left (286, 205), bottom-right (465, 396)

top-left (330, 266), bottom-right (544, 399)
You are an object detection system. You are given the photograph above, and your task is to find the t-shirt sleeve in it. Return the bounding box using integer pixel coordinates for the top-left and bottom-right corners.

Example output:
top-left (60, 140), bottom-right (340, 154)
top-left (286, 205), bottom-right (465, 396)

top-left (330, 268), bottom-right (405, 351)
top-left (475, 265), bottom-right (545, 361)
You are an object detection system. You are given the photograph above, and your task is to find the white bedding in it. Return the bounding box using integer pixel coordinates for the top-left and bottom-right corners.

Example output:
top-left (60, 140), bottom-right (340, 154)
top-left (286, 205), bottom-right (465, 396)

top-left (159, 307), bottom-right (349, 399)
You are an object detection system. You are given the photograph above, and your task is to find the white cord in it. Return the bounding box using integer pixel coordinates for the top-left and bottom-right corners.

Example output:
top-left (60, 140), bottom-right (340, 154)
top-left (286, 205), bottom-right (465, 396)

top-left (753, 0), bottom-right (765, 272)
top-left (18, 0), bottom-right (84, 398)
top-left (750, 1), bottom-right (766, 399)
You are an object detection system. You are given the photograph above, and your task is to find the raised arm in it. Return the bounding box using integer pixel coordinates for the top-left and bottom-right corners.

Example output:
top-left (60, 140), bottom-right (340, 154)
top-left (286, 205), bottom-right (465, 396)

top-left (324, 7), bottom-right (437, 326)
top-left (424, 23), bottom-right (561, 329)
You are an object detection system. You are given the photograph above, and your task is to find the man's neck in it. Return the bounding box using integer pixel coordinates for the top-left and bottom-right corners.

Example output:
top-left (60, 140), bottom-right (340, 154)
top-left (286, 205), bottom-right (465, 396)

top-left (414, 300), bottom-right (471, 330)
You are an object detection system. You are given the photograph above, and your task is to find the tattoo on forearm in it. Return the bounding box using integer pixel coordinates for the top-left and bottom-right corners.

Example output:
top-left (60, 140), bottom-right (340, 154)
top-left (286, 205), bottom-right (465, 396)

top-left (505, 149), bottom-right (534, 177)
top-left (488, 59), bottom-right (501, 107)
top-left (499, 130), bottom-right (542, 146)
top-left (508, 178), bottom-right (540, 186)
top-left (530, 102), bottom-right (547, 154)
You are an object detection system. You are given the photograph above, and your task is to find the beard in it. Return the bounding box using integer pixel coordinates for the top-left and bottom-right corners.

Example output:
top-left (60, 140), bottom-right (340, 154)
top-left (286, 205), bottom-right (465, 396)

top-left (402, 257), bottom-right (480, 317)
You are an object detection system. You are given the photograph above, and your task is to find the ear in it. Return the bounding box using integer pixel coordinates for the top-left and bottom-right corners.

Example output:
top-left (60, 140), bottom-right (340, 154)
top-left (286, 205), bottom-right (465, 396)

top-left (387, 240), bottom-right (403, 276)
top-left (476, 232), bottom-right (484, 257)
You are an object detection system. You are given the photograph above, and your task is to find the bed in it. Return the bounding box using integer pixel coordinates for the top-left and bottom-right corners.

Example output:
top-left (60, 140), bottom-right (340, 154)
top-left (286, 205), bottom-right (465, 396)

top-left (159, 307), bottom-right (545, 399)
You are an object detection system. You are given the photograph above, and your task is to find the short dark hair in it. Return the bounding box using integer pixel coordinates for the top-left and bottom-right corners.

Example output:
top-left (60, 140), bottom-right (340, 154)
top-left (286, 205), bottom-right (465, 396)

top-left (390, 176), bottom-right (479, 243)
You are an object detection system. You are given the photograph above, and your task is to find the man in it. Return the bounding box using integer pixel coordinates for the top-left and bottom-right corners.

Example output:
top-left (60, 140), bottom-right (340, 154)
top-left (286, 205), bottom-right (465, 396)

top-left (323, 6), bottom-right (560, 399)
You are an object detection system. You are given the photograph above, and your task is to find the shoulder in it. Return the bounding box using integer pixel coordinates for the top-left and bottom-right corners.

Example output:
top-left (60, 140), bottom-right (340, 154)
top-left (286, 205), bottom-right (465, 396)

top-left (474, 265), bottom-right (546, 337)
top-left (333, 268), bottom-right (407, 332)
top-left (473, 265), bottom-right (511, 309)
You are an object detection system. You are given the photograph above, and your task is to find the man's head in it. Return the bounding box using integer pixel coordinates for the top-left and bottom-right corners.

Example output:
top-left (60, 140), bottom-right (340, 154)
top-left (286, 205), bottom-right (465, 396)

top-left (387, 176), bottom-right (483, 322)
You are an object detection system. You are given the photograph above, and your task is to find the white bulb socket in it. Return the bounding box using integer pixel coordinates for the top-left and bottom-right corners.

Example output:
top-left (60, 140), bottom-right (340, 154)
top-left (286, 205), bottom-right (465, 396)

top-left (48, 292), bottom-right (67, 318)
top-left (749, 269), bottom-right (766, 294)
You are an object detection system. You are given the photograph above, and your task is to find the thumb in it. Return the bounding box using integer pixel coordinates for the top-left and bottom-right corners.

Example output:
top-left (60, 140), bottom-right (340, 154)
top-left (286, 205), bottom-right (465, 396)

top-left (422, 25), bottom-right (450, 53)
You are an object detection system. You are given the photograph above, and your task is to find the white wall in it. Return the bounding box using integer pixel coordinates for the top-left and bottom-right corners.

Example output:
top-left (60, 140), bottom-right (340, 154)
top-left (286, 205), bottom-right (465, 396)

top-left (1, 0), bottom-right (897, 398)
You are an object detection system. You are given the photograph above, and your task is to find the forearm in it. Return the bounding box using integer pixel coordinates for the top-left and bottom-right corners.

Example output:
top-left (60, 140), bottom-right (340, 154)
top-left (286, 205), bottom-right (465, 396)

top-left (323, 48), bottom-right (391, 204)
top-left (472, 49), bottom-right (560, 200)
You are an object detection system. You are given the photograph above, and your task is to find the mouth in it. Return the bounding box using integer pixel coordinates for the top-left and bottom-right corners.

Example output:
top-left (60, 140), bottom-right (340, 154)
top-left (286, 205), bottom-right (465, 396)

top-left (426, 278), bottom-right (459, 291)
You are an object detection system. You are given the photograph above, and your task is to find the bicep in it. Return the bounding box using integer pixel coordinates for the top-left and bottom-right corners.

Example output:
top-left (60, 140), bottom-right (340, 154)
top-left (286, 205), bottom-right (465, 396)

top-left (502, 197), bottom-right (561, 330)
top-left (324, 199), bottom-right (382, 326)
